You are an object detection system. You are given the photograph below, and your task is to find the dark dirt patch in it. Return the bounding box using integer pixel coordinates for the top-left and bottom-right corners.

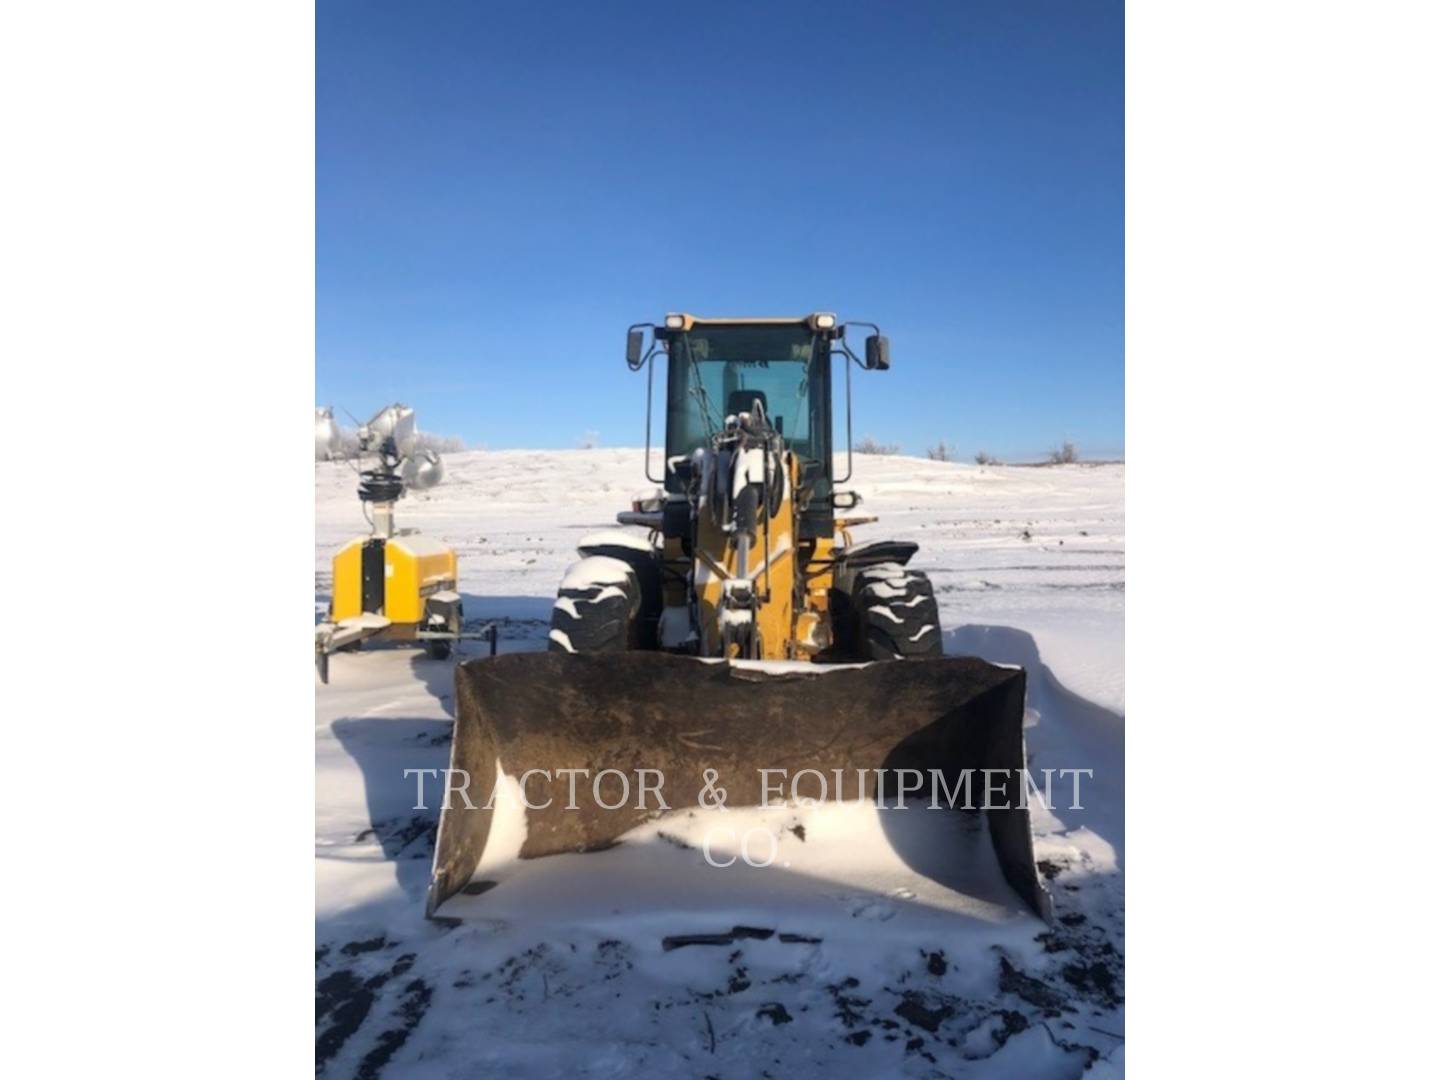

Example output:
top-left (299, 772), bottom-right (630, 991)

top-left (827, 976), bottom-right (871, 1031)
top-left (662, 926), bottom-right (776, 951)
top-left (845, 1030), bottom-right (872, 1047)
top-left (895, 993), bottom-right (954, 1033)
top-left (388, 817), bottom-right (436, 857)
top-left (903, 1030), bottom-right (939, 1063)
top-left (340, 936), bottom-right (389, 958)
top-left (993, 1009), bottom-right (1030, 1047)
top-left (925, 950), bottom-right (947, 976)
top-left (1033, 907), bottom-right (1125, 1009)
top-left (495, 945), bottom-right (555, 1000)
top-left (1062, 961), bottom-right (1121, 1006)
top-left (355, 979), bottom-right (433, 1080)
top-left (317, 970), bottom-right (363, 1022)
top-left (316, 947), bottom-right (416, 1066)
top-left (316, 969), bottom-right (382, 1070)
top-left (727, 967), bottom-right (752, 995)
top-left (359, 816), bottom-right (437, 859)
top-left (663, 933), bottom-right (733, 950)
top-left (757, 1003), bottom-right (793, 1025)
top-left (732, 926), bottom-right (774, 940)
top-left (789, 824), bottom-right (806, 842)
top-left (997, 957), bottom-right (1070, 1016)
top-left (596, 939), bottom-right (634, 981)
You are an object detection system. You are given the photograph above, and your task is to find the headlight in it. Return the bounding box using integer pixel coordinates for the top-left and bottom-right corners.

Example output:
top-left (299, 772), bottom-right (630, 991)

top-left (813, 312), bottom-right (836, 330)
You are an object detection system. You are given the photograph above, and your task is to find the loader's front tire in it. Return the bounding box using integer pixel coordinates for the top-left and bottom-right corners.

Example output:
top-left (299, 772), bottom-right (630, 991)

top-left (851, 563), bottom-right (943, 661)
top-left (426, 639), bottom-right (452, 660)
top-left (548, 556), bottom-right (643, 653)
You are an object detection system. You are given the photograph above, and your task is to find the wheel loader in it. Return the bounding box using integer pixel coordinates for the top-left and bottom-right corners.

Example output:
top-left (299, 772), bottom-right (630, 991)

top-left (428, 315), bottom-right (1051, 922)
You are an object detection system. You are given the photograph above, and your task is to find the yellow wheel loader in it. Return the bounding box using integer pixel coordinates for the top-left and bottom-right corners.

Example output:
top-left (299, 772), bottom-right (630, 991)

top-left (428, 315), bottom-right (1051, 921)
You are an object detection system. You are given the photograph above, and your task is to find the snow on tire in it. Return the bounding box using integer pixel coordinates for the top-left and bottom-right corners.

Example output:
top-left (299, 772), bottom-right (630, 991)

top-left (851, 562), bottom-right (943, 661)
top-left (547, 556), bottom-right (642, 653)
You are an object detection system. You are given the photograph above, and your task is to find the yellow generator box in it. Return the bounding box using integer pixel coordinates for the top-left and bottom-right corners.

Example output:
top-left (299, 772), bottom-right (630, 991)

top-left (384, 534), bottom-right (458, 624)
top-left (329, 534), bottom-right (457, 626)
top-left (329, 538), bottom-right (370, 622)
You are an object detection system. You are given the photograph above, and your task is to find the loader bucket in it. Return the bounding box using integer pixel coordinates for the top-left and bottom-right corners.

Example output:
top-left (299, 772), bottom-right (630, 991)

top-left (427, 652), bottom-right (1052, 921)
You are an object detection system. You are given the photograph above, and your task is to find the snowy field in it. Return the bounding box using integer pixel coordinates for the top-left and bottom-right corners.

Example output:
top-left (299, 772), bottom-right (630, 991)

top-left (316, 450), bottom-right (1124, 1077)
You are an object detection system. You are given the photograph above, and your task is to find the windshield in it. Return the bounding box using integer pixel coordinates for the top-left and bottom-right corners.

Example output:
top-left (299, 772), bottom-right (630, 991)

top-left (664, 324), bottom-right (832, 496)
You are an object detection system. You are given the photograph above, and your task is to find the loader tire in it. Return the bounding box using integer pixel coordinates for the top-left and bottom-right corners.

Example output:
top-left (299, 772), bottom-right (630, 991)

top-left (575, 540), bottom-right (662, 650)
top-left (548, 556), bottom-right (642, 653)
top-left (426, 638), bottom-right (452, 660)
top-left (851, 563), bottom-right (943, 661)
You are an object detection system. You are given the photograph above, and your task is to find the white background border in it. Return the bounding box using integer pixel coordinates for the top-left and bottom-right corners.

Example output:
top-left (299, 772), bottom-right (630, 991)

top-left (2, 0), bottom-right (1438, 1073)
top-left (2, 1), bottom-right (315, 1072)
top-left (1129, 0), bottom-right (1437, 1072)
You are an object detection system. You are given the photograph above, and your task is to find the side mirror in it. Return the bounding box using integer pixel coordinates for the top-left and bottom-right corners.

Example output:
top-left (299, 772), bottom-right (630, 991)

top-left (626, 328), bottom-right (646, 370)
top-left (864, 334), bottom-right (890, 371)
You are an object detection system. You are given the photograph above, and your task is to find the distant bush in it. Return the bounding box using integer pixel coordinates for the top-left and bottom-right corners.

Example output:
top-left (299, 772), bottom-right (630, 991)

top-left (415, 432), bottom-right (468, 454)
top-left (926, 441), bottom-right (957, 462)
top-left (1048, 441), bottom-right (1079, 464)
top-left (856, 435), bottom-right (901, 455)
top-left (974, 450), bottom-right (999, 466)
top-left (324, 428), bottom-right (467, 457)
top-left (577, 430), bottom-right (601, 450)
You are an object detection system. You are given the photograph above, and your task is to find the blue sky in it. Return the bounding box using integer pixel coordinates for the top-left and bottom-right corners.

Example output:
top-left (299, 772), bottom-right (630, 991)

top-left (318, 0), bottom-right (1123, 460)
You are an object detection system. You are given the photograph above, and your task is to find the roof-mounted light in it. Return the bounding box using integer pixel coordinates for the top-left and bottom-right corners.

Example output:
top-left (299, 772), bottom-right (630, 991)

top-left (664, 313), bottom-right (685, 330)
top-left (812, 312), bottom-right (837, 330)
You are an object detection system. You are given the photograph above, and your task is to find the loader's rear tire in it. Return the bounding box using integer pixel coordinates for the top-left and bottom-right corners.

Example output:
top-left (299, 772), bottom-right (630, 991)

top-left (426, 639), bottom-right (452, 660)
top-left (548, 557), bottom-right (643, 653)
top-left (851, 563), bottom-right (943, 661)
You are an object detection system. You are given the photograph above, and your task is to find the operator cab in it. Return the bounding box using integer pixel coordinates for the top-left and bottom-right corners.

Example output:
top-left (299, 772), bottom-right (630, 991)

top-left (626, 312), bottom-right (889, 540)
top-left (662, 315), bottom-right (839, 538)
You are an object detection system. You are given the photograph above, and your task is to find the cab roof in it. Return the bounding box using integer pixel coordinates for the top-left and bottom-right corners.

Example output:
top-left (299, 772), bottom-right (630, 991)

top-left (663, 313), bottom-right (837, 333)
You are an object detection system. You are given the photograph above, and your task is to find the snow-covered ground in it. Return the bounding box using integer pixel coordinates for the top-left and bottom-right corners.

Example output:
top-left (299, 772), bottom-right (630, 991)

top-left (316, 450), bottom-right (1124, 1077)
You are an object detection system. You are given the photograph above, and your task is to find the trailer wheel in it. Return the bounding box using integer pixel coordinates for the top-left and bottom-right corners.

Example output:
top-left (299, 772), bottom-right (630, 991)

top-left (548, 556), bottom-right (642, 653)
top-left (425, 598), bottom-right (461, 661)
top-left (851, 563), bottom-right (943, 661)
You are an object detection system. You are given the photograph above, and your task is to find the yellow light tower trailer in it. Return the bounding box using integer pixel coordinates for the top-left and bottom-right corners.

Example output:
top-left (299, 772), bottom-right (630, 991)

top-left (314, 404), bottom-right (496, 682)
